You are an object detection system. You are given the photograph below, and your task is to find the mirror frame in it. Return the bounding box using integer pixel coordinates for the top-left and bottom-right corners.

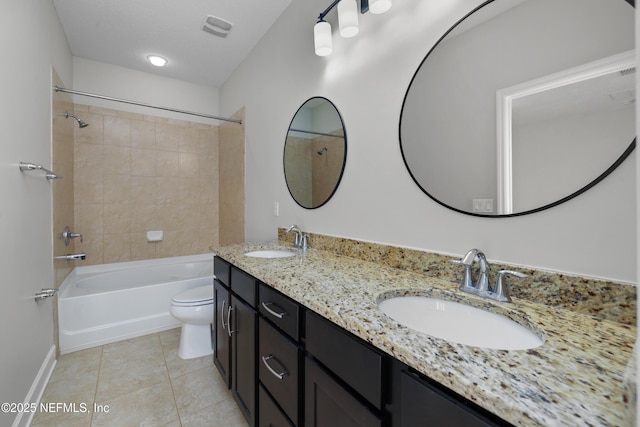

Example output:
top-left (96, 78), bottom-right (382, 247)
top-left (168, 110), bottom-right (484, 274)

top-left (398, 0), bottom-right (636, 218)
top-left (283, 96), bottom-right (348, 209)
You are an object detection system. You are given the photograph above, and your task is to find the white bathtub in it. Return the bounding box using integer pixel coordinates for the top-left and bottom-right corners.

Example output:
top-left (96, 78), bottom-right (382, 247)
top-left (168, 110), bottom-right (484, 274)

top-left (58, 254), bottom-right (214, 354)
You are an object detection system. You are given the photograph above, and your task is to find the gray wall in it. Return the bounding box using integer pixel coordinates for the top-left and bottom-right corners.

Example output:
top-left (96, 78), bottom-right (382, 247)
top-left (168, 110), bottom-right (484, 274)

top-left (221, 0), bottom-right (637, 282)
top-left (0, 1), bottom-right (72, 425)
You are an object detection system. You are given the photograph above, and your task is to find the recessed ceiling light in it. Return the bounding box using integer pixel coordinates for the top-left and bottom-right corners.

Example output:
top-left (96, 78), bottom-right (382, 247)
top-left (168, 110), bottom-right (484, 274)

top-left (147, 55), bottom-right (168, 67)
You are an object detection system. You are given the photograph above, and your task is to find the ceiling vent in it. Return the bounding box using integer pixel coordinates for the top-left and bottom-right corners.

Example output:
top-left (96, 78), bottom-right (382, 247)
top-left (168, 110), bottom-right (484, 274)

top-left (202, 15), bottom-right (233, 38)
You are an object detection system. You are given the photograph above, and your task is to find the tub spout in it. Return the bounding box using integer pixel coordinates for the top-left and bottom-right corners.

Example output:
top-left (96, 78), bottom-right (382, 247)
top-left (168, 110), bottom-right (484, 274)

top-left (54, 253), bottom-right (86, 261)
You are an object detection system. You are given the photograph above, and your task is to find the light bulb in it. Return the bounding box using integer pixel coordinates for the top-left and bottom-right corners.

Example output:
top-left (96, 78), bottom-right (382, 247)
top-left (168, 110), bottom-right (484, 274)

top-left (338, 0), bottom-right (359, 38)
top-left (147, 55), bottom-right (168, 67)
top-left (314, 21), bottom-right (333, 56)
top-left (369, 0), bottom-right (392, 14)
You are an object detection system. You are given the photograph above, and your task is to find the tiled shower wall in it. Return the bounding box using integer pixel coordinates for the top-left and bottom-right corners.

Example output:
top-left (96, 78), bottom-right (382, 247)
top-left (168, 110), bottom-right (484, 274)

top-left (52, 72), bottom-right (76, 284)
top-left (73, 104), bottom-right (222, 266)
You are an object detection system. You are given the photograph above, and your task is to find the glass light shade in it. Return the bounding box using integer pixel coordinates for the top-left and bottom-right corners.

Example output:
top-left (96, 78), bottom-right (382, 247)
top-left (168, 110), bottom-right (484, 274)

top-left (369, 0), bottom-right (392, 14)
top-left (314, 21), bottom-right (333, 56)
top-left (338, 0), bottom-right (359, 38)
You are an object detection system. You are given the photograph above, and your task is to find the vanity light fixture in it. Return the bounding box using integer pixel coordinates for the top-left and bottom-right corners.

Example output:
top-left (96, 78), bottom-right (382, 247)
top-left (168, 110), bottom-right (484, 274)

top-left (314, 0), bottom-right (392, 56)
top-left (147, 55), bottom-right (168, 67)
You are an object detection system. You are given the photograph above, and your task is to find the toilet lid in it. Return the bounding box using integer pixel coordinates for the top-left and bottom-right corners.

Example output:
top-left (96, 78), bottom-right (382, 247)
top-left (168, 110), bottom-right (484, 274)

top-left (172, 285), bottom-right (214, 305)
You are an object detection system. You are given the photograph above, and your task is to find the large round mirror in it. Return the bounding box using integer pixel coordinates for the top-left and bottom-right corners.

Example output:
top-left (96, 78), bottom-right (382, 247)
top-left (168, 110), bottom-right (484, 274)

top-left (284, 97), bottom-right (347, 209)
top-left (400, 0), bottom-right (635, 217)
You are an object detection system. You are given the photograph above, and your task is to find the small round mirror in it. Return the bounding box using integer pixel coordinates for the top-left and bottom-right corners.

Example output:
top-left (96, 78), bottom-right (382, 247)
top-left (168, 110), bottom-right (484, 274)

top-left (284, 97), bottom-right (347, 209)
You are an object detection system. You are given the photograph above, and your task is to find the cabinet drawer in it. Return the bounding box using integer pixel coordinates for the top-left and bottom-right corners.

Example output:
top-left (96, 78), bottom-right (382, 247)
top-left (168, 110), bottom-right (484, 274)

top-left (259, 318), bottom-right (300, 425)
top-left (214, 256), bottom-right (230, 286)
top-left (231, 267), bottom-right (256, 307)
top-left (400, 370), bottom-right (506, 427)
top-left (259, 384), bottom-right (295, 427)
top-left (259, 283), bottom-right (300, 341)
top-left (305, 357), bottom-right (383, 427)
top-left (305, 311), bottom-right (385, 410)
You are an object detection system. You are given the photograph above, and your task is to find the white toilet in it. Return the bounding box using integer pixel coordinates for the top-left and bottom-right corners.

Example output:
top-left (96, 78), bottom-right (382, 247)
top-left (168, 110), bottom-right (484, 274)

top-left (170, 284), bottom-right (214, 359)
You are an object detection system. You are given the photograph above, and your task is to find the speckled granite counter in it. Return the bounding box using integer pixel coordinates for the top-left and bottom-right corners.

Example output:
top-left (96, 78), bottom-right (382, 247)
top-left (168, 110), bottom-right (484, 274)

top-left (212, 241), bottom-right (636, 427)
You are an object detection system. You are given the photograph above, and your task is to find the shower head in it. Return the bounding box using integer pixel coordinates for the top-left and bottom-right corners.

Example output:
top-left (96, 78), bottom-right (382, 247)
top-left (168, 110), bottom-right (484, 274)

top-left (317, 146), bottom-right (328, 155)
top-left (64, 111), bottom-right (89, 128)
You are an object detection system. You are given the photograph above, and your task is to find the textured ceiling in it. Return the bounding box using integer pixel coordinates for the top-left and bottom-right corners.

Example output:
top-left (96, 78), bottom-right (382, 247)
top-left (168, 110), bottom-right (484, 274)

top-left (53, 0), bottom-right (294, 87)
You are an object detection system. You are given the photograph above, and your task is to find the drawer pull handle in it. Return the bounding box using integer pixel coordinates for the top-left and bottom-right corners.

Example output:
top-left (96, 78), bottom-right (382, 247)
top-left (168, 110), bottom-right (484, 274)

top-left (221, 300), bottom-right (227, 331)
top-left (261, 301), bottom-right (287, 319)
top-left (262, 355), bottom-right (288, 380)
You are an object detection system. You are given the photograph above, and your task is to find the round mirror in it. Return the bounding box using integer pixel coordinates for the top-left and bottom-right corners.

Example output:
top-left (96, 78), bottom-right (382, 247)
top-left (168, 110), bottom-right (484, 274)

top-left (399, 0), bottom-right (635, 217)
top-left (284, 97), bottom-right (347, 209)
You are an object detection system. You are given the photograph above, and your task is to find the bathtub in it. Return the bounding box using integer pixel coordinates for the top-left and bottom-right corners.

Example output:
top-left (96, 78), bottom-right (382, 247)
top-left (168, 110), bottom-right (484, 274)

top-left (58, 254), bottom-right (214, 354)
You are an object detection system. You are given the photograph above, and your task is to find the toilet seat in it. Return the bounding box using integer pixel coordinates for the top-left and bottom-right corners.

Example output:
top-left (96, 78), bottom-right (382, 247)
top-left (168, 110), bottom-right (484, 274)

top-left (172, 285), bottom-right (214, 307)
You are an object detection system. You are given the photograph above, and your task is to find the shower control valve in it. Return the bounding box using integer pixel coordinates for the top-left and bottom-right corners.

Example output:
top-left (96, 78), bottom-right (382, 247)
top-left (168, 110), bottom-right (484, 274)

top-left (62, 226), bottom-right (83, 246)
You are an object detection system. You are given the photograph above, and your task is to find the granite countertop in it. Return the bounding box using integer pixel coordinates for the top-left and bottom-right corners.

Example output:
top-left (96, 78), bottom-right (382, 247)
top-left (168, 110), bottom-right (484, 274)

top-left (212, 241), bottom-right (636, 427)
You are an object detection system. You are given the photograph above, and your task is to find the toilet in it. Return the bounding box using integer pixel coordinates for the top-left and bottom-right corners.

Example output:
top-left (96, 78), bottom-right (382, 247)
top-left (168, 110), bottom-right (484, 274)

top-left (170, 284), bottom-right (214, 359)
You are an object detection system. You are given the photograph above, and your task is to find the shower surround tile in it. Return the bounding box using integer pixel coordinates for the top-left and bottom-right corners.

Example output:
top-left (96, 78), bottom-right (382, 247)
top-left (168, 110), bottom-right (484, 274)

top-left (73, 104), bottom-right (223, 266)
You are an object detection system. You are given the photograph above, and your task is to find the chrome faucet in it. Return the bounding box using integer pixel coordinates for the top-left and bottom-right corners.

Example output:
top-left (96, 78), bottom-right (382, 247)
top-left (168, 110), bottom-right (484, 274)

top-left (450, 249), bottom-right (526, 302)
top-left (286, 225), bottom-right (309, 251)
top-left (286, 224), bottom-right (302, 247)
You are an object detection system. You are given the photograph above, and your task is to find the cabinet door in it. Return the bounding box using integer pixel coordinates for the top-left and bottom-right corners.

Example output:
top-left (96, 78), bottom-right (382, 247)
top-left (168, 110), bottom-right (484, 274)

top-left (305, 358), bottom-right (382, 427)
top-left (231, 296), bottom-right (257, 427)
top-left (400, 370), bottom-right (505, 427)
top-left (213, 280), bottom-right (231, 388)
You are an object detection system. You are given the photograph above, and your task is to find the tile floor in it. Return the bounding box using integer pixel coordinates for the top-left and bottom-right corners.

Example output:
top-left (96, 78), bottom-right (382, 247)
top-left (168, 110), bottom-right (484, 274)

top-left (31, 328), bottom-right (246, 427)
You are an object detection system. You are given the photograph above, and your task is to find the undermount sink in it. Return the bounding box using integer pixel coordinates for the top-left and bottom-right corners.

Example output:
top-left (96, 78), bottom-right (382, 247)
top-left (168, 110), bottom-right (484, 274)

top-left (244, 250), bottom-right (296, 259)
top-left (378, 296), bottom-right (543, 350)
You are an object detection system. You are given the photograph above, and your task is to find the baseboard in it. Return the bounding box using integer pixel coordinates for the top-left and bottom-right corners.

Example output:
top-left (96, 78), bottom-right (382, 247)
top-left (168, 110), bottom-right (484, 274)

top-left (12, 345), bottom-right (56, 427)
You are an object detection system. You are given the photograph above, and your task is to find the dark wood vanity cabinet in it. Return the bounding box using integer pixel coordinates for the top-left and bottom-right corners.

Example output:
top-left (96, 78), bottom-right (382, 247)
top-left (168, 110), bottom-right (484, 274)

top-left (213, 257), bottom-right (258, 427)
top-left (214, 259), bottom-right (512, 427)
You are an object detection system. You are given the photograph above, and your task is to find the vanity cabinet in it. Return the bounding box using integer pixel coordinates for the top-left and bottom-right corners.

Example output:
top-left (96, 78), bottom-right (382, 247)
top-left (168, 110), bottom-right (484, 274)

top-left (216, 257), bottom-right (513, 427)
top-left (213, 257), bottom-right (258, 427)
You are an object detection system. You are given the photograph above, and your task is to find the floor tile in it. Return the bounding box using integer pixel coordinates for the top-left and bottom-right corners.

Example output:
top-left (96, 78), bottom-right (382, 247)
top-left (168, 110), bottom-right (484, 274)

top-left (92, 380), bottom-right (179, 427)
top-left (95, 351), bottom-right (169, 402)
top-left (35, 328), bottom-right (246, 427)
top-left (171, 365), bottom-right (228, 415)
top-left (180, 399), bottom-right (246, 427)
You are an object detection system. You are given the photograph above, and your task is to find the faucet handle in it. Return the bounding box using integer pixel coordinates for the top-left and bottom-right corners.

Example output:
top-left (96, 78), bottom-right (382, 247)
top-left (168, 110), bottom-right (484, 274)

top-left (449, 259), bottom-right (474, 290)
top-left (300, 234), bottom-right (310, 251)
top-left (493, 270), bottom-right (527, 302)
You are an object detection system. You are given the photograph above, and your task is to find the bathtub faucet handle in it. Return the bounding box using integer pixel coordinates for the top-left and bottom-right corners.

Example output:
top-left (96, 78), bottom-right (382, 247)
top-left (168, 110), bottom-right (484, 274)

top-left (62, 226), bottom-right (83, 246)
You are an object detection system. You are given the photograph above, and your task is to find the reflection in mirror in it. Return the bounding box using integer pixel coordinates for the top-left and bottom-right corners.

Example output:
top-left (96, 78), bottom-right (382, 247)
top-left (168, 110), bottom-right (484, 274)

top-left (399, 0), bottom-right (635, 217)
top-left (284, 97), bottom-right (347, 209)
